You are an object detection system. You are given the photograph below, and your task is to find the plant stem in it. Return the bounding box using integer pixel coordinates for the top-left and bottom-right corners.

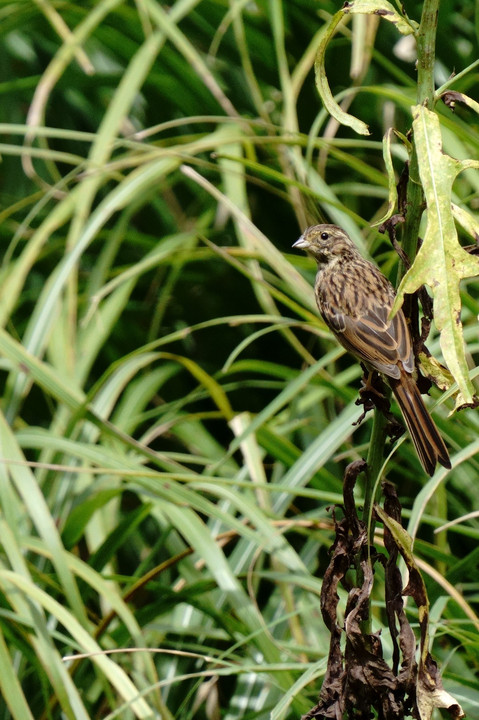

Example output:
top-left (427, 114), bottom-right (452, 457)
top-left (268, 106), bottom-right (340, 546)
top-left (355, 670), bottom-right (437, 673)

top-left (362, 402), bottom-right (387, 528)
top-left (401, 0), bottom-right (440, 265)
top-left (416, 0), bottom-right (439, 107)
top-left (359, 0), bottom-right (440, 635)
top-left (357, 404), bottom-right (387, 636)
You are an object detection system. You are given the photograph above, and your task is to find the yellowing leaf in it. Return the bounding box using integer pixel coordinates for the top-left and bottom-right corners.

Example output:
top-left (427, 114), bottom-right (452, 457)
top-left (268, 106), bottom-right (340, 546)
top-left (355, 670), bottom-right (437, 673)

top-left (393, 106), bottom-right (479, 408)
top-left (417, 352), bottom-right (454, 392)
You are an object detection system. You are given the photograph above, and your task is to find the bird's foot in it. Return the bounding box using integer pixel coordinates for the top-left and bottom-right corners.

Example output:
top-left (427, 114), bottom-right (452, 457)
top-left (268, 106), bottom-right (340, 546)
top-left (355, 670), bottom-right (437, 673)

top-left (385, 417), bottom-right (405, 444)
top-left (354, 370), bottom-right (391, 425)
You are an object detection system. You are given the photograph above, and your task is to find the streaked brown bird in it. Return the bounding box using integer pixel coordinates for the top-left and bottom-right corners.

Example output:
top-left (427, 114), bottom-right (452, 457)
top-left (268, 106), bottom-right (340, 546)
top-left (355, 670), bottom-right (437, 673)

top-left (293, 223), bottom-right (450, 475)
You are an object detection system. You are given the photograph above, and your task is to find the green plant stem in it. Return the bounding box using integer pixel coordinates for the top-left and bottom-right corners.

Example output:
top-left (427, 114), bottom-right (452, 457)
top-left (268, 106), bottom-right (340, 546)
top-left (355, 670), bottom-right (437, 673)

top-left (398, 2), bottom-right (437, 271)
top-left (401, 0), bottom-right (439, 266)
top-left (362, 407), bottom-right (387, 529)
top-left (363, 0), bottom-right (440, 546)
top-left (357, 406), bottom-right (387, 636)
top-left (359, 0), bottom-right (441, 635)
top-left (416, 0), bottom-right (439, 107)
top-left (400, 142), bottom-right (422, 267)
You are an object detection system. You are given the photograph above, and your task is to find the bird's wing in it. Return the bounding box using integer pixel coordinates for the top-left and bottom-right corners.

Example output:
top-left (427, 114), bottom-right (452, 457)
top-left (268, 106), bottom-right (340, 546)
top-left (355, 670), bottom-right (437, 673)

top-left (321, 300), bottom-right (413, 378)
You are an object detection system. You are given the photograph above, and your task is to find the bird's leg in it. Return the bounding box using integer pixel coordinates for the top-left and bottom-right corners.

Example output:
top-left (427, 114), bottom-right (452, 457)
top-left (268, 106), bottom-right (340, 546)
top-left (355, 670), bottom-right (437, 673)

top-left (354, 368), bottom-right (390, 425)
top-left (354, 368), bottom-right (405, 444)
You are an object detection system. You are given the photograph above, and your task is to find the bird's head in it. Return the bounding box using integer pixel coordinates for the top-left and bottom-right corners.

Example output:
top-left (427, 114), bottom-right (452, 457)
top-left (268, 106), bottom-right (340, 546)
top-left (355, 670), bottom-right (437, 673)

top-left (293, 224), bottom-right (356, 264)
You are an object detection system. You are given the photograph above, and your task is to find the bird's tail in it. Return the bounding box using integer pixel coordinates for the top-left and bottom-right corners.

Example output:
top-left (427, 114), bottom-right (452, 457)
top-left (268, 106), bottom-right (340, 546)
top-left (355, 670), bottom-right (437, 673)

top-left (391, 372), bottom-right (451, 476)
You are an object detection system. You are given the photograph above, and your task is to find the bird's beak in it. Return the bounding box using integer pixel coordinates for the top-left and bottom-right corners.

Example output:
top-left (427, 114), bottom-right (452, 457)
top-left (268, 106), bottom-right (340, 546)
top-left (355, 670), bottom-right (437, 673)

top-left (292, 235), bottom-right (309, 250)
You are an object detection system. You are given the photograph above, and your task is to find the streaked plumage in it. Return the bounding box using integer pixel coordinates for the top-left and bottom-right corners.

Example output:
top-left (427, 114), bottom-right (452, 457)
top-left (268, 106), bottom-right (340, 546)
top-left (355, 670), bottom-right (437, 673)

top-left (293, 223), bottom-right (450, 475)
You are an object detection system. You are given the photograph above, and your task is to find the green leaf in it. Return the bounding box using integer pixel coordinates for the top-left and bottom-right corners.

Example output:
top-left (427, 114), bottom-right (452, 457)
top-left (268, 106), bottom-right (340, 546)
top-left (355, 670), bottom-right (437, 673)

top-left (371, 127), bottom-right (397, 226)
top-left (314, 11), bottom-right (371, 136)
top-left (0, 631), bottom-right (35, 720)
top-left (313, 1), bottom-right (417, 137)
top-left (0, 571), bottom-right (154, 719)
top-left (0, 411), bottom-right (86, 622)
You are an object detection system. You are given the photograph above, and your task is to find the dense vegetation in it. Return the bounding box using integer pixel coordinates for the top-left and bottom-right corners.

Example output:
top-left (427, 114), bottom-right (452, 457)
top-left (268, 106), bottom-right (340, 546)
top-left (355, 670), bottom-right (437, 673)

top-left (0, 1), bottom-right (479, 718)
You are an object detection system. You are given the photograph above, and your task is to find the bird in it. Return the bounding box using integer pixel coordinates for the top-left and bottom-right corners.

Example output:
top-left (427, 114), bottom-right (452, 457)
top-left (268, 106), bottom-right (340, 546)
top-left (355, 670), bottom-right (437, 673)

top-left (293, 223), bottom-right (450, 475)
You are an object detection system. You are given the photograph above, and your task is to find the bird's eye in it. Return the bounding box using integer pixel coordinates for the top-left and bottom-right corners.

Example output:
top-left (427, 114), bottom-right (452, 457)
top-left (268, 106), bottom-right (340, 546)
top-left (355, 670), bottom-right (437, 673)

top-left (320, 232), bottom-right (329, 240)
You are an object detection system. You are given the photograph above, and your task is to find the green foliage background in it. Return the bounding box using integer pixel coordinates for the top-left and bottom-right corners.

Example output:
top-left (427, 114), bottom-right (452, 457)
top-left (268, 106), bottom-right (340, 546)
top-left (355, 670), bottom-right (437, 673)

top-left (0, 1), bottom-right (479, 718)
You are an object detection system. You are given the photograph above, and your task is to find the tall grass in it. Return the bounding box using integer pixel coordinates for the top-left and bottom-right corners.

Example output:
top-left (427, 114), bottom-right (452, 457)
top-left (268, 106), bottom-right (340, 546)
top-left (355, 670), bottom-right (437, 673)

top-left (0, 1), bottom-right (478, 718)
